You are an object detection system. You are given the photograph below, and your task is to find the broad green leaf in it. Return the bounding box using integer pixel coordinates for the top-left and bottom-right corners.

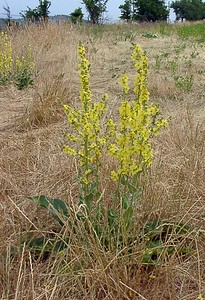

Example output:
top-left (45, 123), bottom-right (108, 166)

top-left (53, 240), bottom-right (69, 252)
top-left (84, 192), bottom-right (94, 210)
top-left (30, 195), bottom-right (69, 226)
top-left (123, 206), bottom-right (133, 229)
top-left (120, 175), bottom-right (128, 185)
top-left (27, 236), bottom-right (52, 252)
top-left (122, 193), bottom-right (129, 209)
top-left (108, 208), bottom-right (119, 230)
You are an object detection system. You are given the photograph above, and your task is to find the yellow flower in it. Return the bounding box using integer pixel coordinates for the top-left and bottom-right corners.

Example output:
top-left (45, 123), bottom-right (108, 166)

top-left (64, 146), bottom-right (77, 156)
top-left (64, 45), bottom-right (107, 186)
top-left (197, 295), bottom-right (205, 300)
top-left (0, 33), bottom-right (34, 88)
top-left (120, 73), bottom-right (129, 96)
top-left (0, 32), bottom-right (12, 81)
top-left (111, 170), bottom-right (119, 181)
top-left (107, 44), bottom-right (168, 181)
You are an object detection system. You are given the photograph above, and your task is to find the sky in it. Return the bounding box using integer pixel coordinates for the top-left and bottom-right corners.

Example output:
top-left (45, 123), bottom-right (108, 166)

top-left (0, 0), bottom-right (175, 21)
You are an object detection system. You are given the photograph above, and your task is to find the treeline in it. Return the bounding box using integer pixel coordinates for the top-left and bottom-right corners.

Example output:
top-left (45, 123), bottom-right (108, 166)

top-left (170, 0), bottom-right (205, 21)
top-left (3, 0), bottom-right (205, 26)
top-left (71, 0), bottom-right (205, 23)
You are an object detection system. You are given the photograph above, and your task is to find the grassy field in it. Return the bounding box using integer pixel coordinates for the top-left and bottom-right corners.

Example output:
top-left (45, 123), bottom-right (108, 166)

top-left (0, 21), bottom-right (205, 300)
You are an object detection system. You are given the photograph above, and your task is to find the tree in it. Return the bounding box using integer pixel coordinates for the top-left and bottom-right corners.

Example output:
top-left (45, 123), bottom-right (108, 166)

top-left (38, 0), bottom-right (51, 21)
top-left (119, 0), bottom-right (133, 22)
top-left (171, 0), bottom-right (205, 21)
top-left (21, 7), bottom-right (41, 22)
top-left (132, 0), bottom-right (169, 22)
top-left (70, 7), bottom-right (84, 24)
top-left (82, 0), bottom-right (108, 24)
top-left (21, 0), bottom-right (51, 22)
top-left (3, 3), bottom-right (11, 27)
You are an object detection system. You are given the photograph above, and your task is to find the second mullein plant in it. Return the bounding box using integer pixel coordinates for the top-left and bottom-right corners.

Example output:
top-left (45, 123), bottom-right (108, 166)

top-left (0, 32), bottom-right (34, 89)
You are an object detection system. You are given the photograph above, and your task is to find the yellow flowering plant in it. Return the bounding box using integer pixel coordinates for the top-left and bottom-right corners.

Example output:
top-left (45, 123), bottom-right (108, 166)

top-left (14, 45), bottom-right (35, 90)
top-left (0, 32), bottom-right (34, 89)
top-left (63, 44), bottom-right (168, 240)
top-left (64, 44), bottom-right (107, 211)
top-left (24, 43), bottom-right (194, 263)
top-left (107, 45), bottom-right (168, 217)
top-left (102, 46), bottom-right (169, 237)
top-left (108, 45), bottom-right (168, 181)
top-left (0, 31), bottom-right (13, 84)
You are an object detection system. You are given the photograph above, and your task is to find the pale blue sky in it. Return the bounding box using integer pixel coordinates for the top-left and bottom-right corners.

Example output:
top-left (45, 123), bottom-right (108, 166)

top-left (0, 0), bottom-right (174, 21)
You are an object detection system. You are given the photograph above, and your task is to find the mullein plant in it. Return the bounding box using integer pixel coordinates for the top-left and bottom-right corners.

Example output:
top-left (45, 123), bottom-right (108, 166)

top-left (0, 32), bottom-right (34, 89)
top-left (64, 44), bottom-right (168, 232)
top-left (14, 45), bottom-right (35, 90)
top-left (0, 31), bottom-right (13, 84)
top-left (26, 44), bottom-right (193, 259)
top-left (64, 45), bottom-right (107, 211)
top-left (107, 45), bottom-right (168, 211)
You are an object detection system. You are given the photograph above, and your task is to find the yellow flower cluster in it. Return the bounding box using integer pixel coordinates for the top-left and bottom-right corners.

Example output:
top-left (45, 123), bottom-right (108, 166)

top-left (14, 45), bottom-right (35, 89)
top-left (107, 45), bottom-right (168, 181)
top-left (15, 46), bottom-right (35, 75)
top-left (0, 32), bottom-right (34, 88)
top-left (64, 44), bottom-right (168, 186)
top-left (78, 45), bottom-right (92, 109)
top-left (64, 45), bottom-right (107, 185)
top-left (197, 295), bottom-right (205, 300)
top-left (0, 32), bottom-right (13, 82)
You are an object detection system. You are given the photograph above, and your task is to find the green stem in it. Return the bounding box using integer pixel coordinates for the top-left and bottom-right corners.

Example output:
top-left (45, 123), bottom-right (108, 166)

top-left (84, 133), bottom-right (89, 197)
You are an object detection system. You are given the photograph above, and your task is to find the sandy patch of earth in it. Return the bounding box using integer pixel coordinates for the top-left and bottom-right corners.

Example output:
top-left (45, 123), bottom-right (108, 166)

top-left (0, 86), bottom-right (32, 132)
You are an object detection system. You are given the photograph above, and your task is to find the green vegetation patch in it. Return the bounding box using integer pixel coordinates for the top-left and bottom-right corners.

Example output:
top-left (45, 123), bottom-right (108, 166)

top-left (177, 22), bottom-right (205, 42)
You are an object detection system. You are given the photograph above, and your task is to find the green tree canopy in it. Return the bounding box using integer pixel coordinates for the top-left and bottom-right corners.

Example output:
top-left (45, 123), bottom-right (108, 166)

top-left (171, 0), bottom-right (205, 21)
top-left (70, 8), bottom-right (84, 24)
top-left (119, 0), bottom-right (133, 22)
top-left (21, 0), bottom-right (51, 22)
top-left (133, 0), bottom-right (169, 22)
top-left (38, 0), bottom-right (51, 21)
top-left (82, 0), bottom-right (108, 24)
top-left (119, 0), bottom-right (169, 22)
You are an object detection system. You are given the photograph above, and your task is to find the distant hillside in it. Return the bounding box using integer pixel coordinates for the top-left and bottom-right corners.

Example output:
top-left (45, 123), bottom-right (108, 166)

top-left (0, 17), bottom-right (23, 29)
top-left (0, 15), bottom-right (88, 29)
top-left (49, 15), bottom-right (70, 22)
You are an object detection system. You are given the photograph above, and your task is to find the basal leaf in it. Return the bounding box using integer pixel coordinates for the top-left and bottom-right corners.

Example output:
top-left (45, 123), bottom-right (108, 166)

top-left (30, 195), bottom-right (69, 226)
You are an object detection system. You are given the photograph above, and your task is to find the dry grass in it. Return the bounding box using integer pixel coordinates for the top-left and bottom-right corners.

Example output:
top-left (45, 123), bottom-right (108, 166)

top-left (0, 21), bottom-right (205, 299)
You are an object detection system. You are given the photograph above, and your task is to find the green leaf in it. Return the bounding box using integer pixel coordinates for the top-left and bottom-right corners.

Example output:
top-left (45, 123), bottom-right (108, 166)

top-left (95, 191), bottom-right (102, 200)
top-left (90, 181), bottom-right (97, 193)
top-left (142, 252), bottom-right (155, 264)
top-left (79, 192), bottom-right (95, 211)
top-left (26, 236), bottom-right (69, 256)
top-left (30, 195), bottom-right (69, 226)
top-left (108, 208), bottom-right (119, 230)
top-left (113, 189), bottom-right (121, 205)
top-left (123, 206), bottom-right (133, 229)
top-left (127, 183), bottom-right (137, 193)
top-left (53, 240), bottom-right (69, 252)
top-left (130, 186), bottom-right (142, 203)
top-left (84, 192), bottom-right (94, 210)
top-left (27, 236), bottom-right (50, 251)
top-left (120, 175), bottom-right (128, 185)
top-left (122, 193), bottom-right (129, 209)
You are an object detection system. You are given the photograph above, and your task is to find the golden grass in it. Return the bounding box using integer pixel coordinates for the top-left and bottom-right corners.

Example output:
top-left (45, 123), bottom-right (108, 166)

top-left (0, 22), bottom-right (205, 299)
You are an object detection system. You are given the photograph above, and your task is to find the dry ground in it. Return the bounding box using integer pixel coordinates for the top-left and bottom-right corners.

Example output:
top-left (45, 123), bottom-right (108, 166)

top-left (0, 22), bottom-right (205, 299)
